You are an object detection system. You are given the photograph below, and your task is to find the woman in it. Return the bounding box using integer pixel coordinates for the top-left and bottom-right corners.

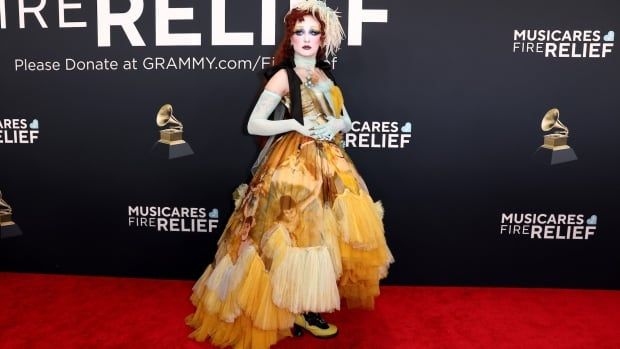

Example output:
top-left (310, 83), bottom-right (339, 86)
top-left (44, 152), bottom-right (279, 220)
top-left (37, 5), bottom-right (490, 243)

top-left (186, 1), bottom-right (393, 348)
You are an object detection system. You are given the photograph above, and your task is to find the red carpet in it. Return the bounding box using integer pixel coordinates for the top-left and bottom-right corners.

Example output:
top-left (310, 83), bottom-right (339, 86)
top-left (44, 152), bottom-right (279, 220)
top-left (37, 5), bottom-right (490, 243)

top-left (0, 273), bottom-right (618, 349)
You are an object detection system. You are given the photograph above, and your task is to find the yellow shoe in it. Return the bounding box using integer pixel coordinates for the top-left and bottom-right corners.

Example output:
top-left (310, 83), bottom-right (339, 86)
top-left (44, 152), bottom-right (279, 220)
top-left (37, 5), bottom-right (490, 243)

top-left (293, 313), bottom-right (338, 338)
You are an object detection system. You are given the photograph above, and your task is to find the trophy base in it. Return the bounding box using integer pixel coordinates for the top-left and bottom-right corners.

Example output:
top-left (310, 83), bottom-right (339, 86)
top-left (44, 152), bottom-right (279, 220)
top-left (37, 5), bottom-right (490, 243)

top-left (0, 222), bottom-right (23, 239)
top-left (543, 134), bottom-right (568, 148)
top-left (160, 129), bottom-right (184, 143)
top-left (533, 146), bottom-right (578, 165)
top-left (151, 140), bottom-right (194, 160)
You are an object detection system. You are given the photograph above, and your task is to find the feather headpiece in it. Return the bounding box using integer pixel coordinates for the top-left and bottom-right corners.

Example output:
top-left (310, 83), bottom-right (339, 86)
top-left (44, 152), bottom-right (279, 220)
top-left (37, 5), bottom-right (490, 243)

top-left (287, 0), bottom-right (345, 57)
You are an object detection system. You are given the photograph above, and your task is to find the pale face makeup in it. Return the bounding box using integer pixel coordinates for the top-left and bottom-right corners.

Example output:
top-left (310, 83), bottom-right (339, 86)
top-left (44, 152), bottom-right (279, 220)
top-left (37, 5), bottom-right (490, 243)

top-left (290, 15), bottom-right (323, 58)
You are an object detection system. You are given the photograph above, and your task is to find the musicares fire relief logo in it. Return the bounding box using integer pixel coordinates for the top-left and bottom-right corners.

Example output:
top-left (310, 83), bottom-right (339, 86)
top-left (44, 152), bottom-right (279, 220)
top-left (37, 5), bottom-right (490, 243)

top-left (0, 0), bottom-right (387, 47)
top-left (128, 205), bottom-right (219, 233)
top-left (513, 29), bottom-right (614, 58)
top-left (344, 120), bottom-right (412, 149)
top-left (0, 118), bottom-right (39, 144)
top-left (500, 213), bottom-right (598, 240)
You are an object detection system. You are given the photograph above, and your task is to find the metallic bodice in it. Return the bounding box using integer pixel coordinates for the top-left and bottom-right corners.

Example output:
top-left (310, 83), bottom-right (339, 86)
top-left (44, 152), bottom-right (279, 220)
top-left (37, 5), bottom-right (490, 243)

top-left (283, 81), bottom-right (337, 125)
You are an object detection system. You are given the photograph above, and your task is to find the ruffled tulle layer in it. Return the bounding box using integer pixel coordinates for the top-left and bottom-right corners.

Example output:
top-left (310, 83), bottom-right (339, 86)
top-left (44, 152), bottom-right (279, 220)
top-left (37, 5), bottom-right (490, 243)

top-left (262, 225), bottom-right (341, 313)
top-left (186, 246), bottom-right (294, 349)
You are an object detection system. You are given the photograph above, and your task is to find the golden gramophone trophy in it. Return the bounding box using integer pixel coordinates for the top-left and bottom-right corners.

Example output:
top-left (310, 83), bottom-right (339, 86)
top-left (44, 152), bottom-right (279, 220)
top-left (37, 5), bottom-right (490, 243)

top-left (534, 108), bottom-right (577, 165)
top-left (0, 190), bottom-right (23, 239)
top-left (152, 104), bottom-right (194, 159)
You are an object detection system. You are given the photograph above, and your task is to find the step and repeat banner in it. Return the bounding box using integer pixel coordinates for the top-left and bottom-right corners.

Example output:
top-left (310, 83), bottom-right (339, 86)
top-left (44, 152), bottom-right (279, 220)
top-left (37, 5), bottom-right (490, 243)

top-left (1, 0), bottom-right (619, 288)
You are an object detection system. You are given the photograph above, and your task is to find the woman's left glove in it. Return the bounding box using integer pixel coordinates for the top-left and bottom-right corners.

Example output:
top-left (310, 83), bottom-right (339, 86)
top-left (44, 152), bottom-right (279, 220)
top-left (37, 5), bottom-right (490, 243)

top-left (311, 116), bottom-right (346, 141)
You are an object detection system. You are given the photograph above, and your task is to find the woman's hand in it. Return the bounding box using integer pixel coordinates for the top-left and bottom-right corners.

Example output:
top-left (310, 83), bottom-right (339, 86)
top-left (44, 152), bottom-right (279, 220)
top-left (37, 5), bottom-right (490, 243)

top-left (310, 116), bottom-right (345, 141)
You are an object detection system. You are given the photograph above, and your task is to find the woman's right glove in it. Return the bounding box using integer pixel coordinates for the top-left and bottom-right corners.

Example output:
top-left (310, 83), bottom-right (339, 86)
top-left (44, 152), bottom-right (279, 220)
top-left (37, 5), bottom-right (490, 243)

top-left (247, 90), bottom-right (310, 137)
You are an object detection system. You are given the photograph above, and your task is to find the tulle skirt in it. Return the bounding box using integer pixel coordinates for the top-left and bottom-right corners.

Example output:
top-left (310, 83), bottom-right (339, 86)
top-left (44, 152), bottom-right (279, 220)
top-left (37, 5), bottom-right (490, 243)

top-left (186, 132), bottom-right (393, 349)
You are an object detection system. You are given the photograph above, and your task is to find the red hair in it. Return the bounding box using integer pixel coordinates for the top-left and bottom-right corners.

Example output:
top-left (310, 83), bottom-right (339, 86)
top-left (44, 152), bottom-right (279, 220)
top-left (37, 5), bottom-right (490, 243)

top-left (273, 9), bottom-right (326, 65)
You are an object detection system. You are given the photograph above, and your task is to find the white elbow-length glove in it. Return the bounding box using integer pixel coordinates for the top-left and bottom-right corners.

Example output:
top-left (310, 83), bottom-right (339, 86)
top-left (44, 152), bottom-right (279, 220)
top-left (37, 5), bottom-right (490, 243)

top-left (247, 90), bottom-right (310, 136)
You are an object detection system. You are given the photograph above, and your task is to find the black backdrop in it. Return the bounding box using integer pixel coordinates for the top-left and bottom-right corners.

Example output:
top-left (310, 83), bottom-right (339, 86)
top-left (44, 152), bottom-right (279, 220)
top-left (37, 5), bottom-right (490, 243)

top-left (1, 0), bottom-right (619, 289)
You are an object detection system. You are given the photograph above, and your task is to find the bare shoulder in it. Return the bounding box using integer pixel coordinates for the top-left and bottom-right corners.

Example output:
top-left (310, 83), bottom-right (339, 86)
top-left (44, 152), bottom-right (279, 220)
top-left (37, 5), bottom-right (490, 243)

top-left (264, 69), bottom-right (289, 96)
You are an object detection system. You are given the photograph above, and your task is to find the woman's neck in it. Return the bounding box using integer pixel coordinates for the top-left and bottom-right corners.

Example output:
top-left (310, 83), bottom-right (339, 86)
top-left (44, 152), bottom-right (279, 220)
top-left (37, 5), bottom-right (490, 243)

top-left (294, 53), bottom-right (316, 70)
